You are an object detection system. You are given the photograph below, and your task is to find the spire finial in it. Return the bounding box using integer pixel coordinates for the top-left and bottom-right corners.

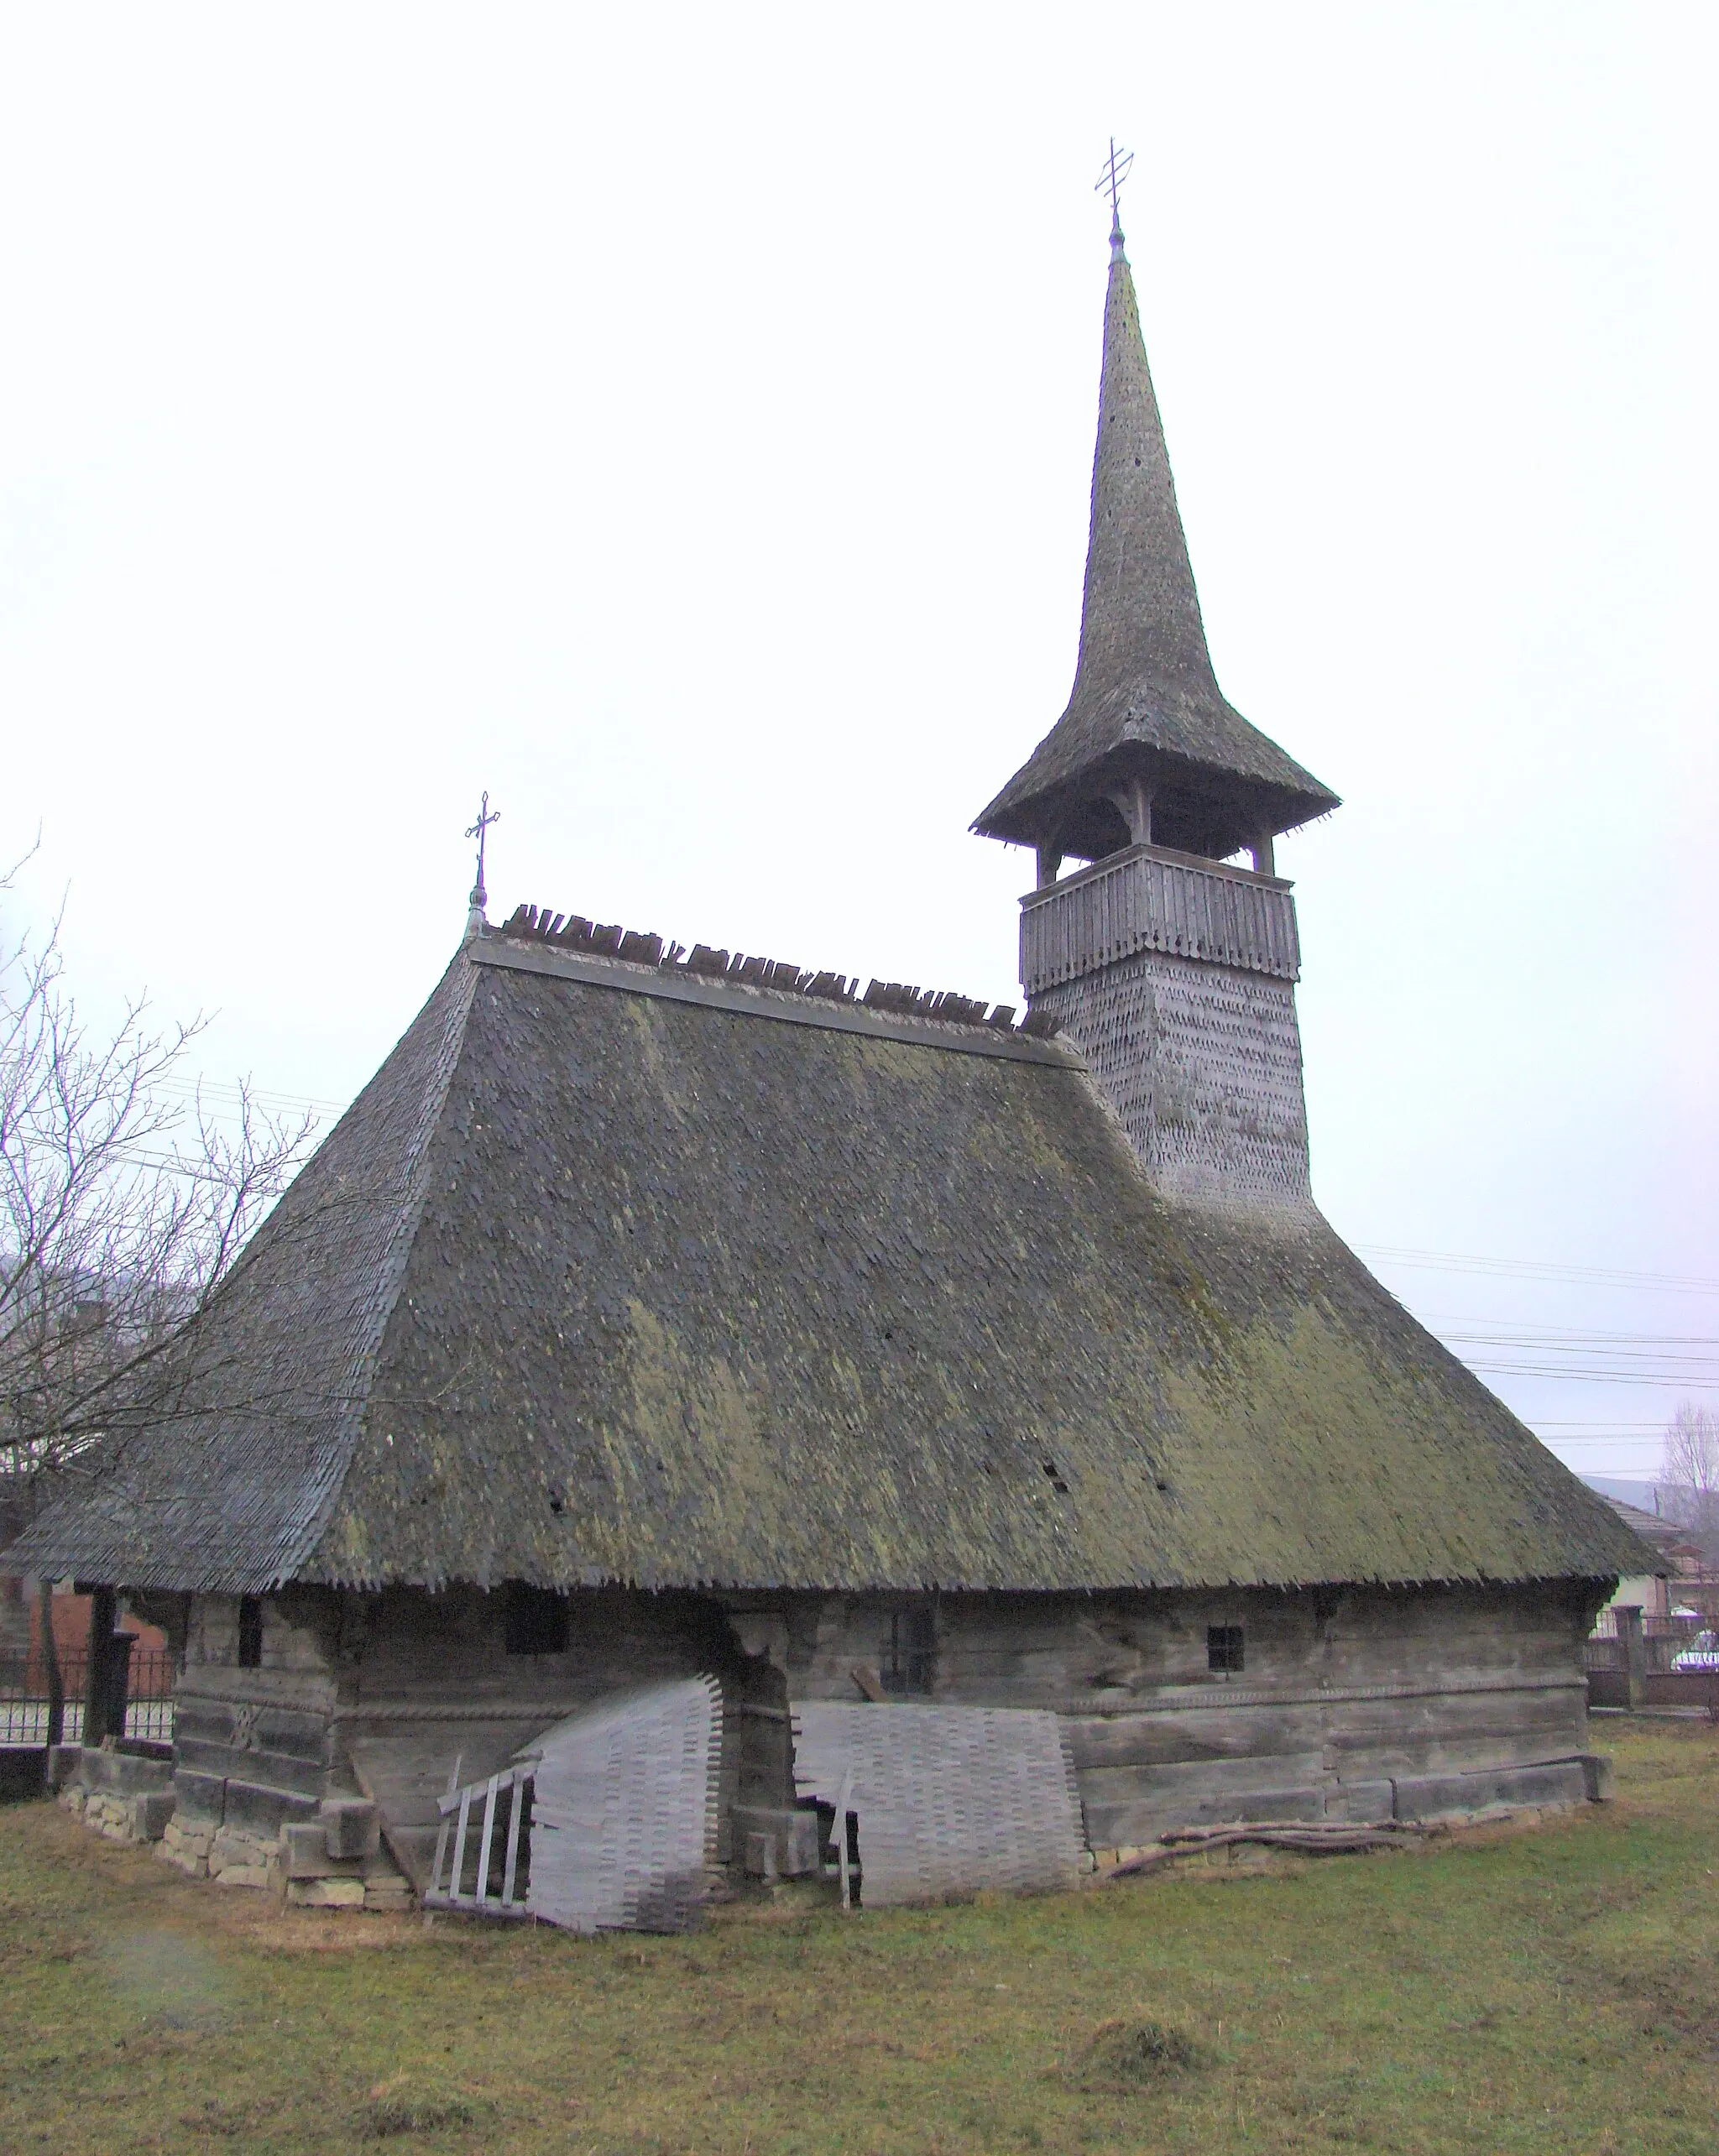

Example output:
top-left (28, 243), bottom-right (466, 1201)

top-left (1095, 137), bottom-right (1134, 259)
top-left (464, 790), bottom-right (499, 935)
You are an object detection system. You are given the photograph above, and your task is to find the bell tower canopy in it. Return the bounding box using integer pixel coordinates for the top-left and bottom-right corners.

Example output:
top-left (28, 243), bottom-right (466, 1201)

top-left (973, 208), bottom-right (1338, 869)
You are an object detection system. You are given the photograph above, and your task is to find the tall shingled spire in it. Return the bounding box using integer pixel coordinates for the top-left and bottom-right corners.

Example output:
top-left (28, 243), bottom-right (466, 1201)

top-left (974, 198), bottom-right (1338, 872)
top-left (1074, 211), bottom-right (1219, 733)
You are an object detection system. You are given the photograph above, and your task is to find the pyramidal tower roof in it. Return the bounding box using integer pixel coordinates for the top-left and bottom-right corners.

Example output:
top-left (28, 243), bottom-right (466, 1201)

top-left (974, 213), bottom-right (1340, 864)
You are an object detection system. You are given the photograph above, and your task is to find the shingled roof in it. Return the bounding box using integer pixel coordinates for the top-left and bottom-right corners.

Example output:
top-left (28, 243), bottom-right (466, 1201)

top-left (10, 926), bottom-right (1646, 1597)
top-left (974, 220), bottom-right (1340, 862)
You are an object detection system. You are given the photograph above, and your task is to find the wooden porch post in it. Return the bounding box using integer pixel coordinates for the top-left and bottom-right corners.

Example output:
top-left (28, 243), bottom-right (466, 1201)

top-left (81, 1585), bottom-right (116, 1744)
top-left (1614, 1604), bottom-right (1646, 1713)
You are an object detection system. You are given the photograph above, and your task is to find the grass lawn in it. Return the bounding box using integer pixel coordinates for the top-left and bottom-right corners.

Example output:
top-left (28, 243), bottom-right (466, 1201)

top-left (2, 1719), bottom-right (1716, 2153)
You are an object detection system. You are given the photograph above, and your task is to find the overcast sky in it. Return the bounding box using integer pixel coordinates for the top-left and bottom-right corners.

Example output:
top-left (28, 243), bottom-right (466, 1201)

top-left (3, 5), bottom-right (1714, 1481)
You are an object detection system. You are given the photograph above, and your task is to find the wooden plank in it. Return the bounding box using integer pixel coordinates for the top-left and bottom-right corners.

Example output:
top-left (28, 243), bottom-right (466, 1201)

top-left (476, 1775), bottom-right (499, 1905)
top-left (501, 1774), bottom-right (526, 1907)
top-left (1061, 1705), bottom-right (1326, 1770)
top-left (1078, 1751), bottom-right (1328, 1809)
top-left (429, 1813), bottom-right (452, 1900)
top-left (1085, 1785), bottom-right (1327, 1846)
top-left (426, 1750), bottom-right (462, 1900)
top-left (450, 1788), bottom-right (472, 1902)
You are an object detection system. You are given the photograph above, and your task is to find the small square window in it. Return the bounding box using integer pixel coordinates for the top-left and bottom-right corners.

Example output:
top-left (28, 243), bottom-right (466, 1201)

top-left (237, 1596), bottom-right (264, 1669)
top-left (1207, 1624), bottom-right (1244, 1674)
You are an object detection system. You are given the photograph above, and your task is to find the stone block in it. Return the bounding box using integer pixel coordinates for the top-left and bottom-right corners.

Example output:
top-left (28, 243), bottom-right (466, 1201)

top-left (79, 1746), bottom-right (173, 1797)
top-left (172, 1769), bottom-right (227, 1826)
top-left (364, 1882), bottom-right (415, 1913)
top-left (221, 1778), bottom-right (320, 1837)
top-left (46, 1745), bottom-right (83, 1791)
top-left (131, 1791), bottom-right (176, 1842)
top-left (213, 1864), bottom-right (272, 1890)
top-left (1580, 1754), bottom-right (1615, 1803)
top-left (283, 1820), bottom-right (336, 1879)
top-left (732, 1804), bottom-right (822, 1879)
top-left (287, 1876), bottom-right (366, 1908)
top-left (210, 1825), bottom-right (274, 1874)
top-left (320, 1798), bottom-right (379, 1863)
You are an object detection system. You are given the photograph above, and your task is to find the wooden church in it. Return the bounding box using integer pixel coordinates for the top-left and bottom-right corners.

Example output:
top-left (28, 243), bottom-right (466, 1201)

top-left (13, 201), bottom-right (1646, 1914)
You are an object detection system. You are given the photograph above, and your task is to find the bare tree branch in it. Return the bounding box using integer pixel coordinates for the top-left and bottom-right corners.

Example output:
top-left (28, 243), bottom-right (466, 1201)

top-left (0, 859), bottom-right (315, 1501)
top-left (1659, 1402), bottom-right (1719, 1541)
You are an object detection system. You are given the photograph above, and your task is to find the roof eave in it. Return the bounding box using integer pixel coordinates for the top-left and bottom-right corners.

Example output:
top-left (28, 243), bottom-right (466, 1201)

top-left (973, 758), bottom-right (1341, 852)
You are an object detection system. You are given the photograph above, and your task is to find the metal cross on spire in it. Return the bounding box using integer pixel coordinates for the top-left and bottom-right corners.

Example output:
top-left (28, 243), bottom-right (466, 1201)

top-left (1095, 138), bottom-right (1134, 233)
top-left (464, 790), bottom-right (499, 930)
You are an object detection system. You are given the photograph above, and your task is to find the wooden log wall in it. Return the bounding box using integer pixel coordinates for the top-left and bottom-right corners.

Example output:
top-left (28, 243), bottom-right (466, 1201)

top-left (779, 1580), bottom-right (1600, 1842)
top-left (174, 1593), bottom-right (343, 1836)
top-left (171, 1577), bottom-right (1603, 1880)
top-left (175, 1585), bottom-right (788, 1887)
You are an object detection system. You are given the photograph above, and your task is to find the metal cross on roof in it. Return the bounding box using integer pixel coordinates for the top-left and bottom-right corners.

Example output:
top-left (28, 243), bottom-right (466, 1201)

top-left (1095, 138), bottom-right (1134, 226)
top-left (465, 790), bottom-right (499, 912)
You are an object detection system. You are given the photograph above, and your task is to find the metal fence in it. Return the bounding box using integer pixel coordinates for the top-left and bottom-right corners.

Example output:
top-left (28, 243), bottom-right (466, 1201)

top-left (1583, 1632), bottom-right (1690, 1678)
top-left (0, 1647), bottom-right (176, 1746)
top-left (1592, 1599), bottom-right (1719, 1638)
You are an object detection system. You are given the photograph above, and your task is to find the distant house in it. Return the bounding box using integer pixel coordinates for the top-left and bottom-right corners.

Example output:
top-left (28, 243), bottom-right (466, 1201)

top-left (1593, 1498), bottom-right (1716, 1629)
top-left (8, 206), bottom-right (1652, 1907)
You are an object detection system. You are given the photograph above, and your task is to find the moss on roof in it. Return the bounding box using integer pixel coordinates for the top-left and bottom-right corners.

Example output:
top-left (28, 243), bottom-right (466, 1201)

top-left (12, 943), bottom-right (1647, 1595)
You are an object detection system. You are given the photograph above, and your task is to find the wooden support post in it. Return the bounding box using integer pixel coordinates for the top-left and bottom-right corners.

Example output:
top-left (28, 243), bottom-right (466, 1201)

top-left (833, 1766), bottom-right (855, 1912)
top-left (1250, 832), bottom-right (1276, 876)
top-left (1109, 776), bottom-right (1153, 848)
top-left (37, 1580), bottom-right (65, 1753)
top-left (107, 1631), bottom-right (134, 1741)
top-left (81, 1585), bottom-right (115, 1745)
top-left (1615, 1604), bottom-right (1647, 1711)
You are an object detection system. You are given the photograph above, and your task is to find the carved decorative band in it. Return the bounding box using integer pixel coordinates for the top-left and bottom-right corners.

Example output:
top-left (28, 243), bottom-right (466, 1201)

top-left (1053, 1671), bottom-right (1586, 1720)
top-left (1021, 846), bottom-right (1301, 993)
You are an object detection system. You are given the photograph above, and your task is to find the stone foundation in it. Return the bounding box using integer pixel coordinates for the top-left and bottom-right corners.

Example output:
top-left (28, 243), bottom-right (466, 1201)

top-left (60, 1779), bottom-right (175, 1845)
top-left (55, 1743), bottom-right (175, 1845)
top-left (57, 1743), bottom-right (414, 1912)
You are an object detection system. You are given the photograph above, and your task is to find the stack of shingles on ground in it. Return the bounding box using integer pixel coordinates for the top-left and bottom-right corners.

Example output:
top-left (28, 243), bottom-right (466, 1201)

top-left (523, 1678), bottom-right (724, 1934)
top-left (499, 905), bottom-right (1060, 1038)
top-left (791, 1701), bottom-right (1085, 1908)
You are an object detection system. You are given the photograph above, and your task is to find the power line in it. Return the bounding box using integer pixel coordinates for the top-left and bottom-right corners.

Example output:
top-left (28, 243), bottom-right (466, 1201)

top-left (1463, 1365), bottom-right (1719, 1388)
top-left (1359, 1244), bottom-right (1719, 1297)
top-left (1424, 1318), bottom-right (1719, 1346)
top-left (1534, 1421), bottom-right (1676, 1432)
top-left (154, 1073), bottom-right (343, 1116)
